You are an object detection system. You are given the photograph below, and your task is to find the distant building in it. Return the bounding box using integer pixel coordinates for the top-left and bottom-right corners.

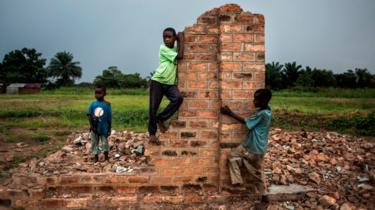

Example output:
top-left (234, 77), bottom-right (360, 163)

top-left (6, 83), bottom-right (41, 94)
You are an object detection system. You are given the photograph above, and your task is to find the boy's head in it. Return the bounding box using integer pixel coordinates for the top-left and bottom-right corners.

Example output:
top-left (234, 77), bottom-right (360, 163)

top-left (253, 89), bottom-right (272, 108)
top-left (163, 27), bottom-right (177, 48)
top-left (95, 84), bottom-right (106, 101)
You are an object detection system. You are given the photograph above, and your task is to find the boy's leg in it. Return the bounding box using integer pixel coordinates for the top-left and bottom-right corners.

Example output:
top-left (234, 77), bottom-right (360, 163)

top-left (157, 85), bottom-right (183, 123)
top-left (90, 131), bottom-right (99, 162)
top-left (228, 145), bottom-right (246, 185)
top-left (100, 136), bottom-right (109, 161)
top-left (243, 154), bottom-right (265, 194)
top-left (148, 80), bottom-right (164, 136)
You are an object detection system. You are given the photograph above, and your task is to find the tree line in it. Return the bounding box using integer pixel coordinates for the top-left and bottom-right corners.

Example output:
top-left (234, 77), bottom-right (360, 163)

top-left (0, 48), bottom-right (148, 90)
top-left (1, 48), bottom-right (374, 90)
top-left (266, 62), bottom-right (375, 90)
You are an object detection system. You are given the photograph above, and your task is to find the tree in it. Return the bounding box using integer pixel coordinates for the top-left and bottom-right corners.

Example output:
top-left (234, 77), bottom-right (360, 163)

top-left (265, 62), bottom-right (284, 89)
top-left (296, 66), bottom-right (314, 87)
top-left (94, 66), bottom-right (148, 88)
top-left (354, 68), bottom-right (373, 88)
top-left (282, 62), bottom-right (302, 88)
top-left (311, 69), bottom-right (336, 87)
top-left (1, 48), bottom-right (47, 85)
top-left (47, 51), bottom-right (82, 86)
top-left (335, 70), bottom-right (357, 88)
top-left (94, 66), bottom-right (126, 88)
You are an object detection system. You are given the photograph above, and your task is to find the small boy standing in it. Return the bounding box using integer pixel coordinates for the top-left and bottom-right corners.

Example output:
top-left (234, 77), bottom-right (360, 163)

top-left (148, 27), bottom-right (184, 145)
top-left (87, 84), bottom-right (112, 163)
top-left (221, 89), bottom-right (272, 194)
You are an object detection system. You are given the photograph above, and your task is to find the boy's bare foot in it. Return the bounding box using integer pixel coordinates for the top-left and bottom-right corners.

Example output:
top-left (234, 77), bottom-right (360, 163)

top-left (149, 135), bottom-right (161, 145)
top-left (104, 152), bottom-right (109, 161)
top-left (157, 119), bottom-right (168, 133)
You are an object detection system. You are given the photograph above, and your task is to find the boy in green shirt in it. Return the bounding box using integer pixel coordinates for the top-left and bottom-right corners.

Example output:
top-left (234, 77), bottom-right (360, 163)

top-left (221, 89), bottom-right (272, 194)
top-left (149, 27), bottom-right (184, 145)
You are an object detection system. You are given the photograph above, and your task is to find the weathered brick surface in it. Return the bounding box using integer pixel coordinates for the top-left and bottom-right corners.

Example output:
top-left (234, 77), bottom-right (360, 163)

top-left (155, 3), bottom-right (265, 188)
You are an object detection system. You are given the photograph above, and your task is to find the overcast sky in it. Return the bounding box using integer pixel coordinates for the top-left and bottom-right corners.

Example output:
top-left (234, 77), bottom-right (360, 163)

top-left (1, 0), bottom-right (374, 82)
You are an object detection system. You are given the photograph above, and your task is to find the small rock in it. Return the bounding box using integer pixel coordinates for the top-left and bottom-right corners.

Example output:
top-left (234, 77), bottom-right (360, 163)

top-left (309, 172), bottom-right (321, 185)
top-left (62, 145), bottom-right (73, 153)
top-left (319, 195), bottom-right (336, 206)
top-left (340, 202), bottom-right (355, 210)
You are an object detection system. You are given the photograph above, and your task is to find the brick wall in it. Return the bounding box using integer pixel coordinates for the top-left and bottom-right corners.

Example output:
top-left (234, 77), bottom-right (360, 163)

top-left (149, 3), bottom-right (265, 189)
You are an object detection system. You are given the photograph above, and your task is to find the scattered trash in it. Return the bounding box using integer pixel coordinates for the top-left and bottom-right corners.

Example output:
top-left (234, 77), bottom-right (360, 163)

top-left (115, 166), bottom-right (133, 174)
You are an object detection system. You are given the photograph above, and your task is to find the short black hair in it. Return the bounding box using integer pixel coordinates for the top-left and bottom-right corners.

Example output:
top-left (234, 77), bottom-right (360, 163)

top-left (163, 27), bottom-right (177, 37)
top-left (254, 89), bottom-right (272, 103)
top-left (95, 83), bottom-right (106, 93)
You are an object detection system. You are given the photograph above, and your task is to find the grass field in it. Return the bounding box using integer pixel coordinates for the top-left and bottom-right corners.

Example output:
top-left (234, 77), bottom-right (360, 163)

top-left (0, 87), bottom-right (374, 179)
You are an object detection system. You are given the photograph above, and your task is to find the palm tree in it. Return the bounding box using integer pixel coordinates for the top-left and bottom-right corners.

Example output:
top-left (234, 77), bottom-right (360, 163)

top-left (48, 51), bottom-right (82, 86)
top-left (265, 62), bottom-right (284, 89)
top-left (282, 62), bottom-right (302, 87)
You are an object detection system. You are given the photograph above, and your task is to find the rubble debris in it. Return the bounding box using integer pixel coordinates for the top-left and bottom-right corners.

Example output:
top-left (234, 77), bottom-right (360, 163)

top-left (264, 129), bottom-right (375, 209)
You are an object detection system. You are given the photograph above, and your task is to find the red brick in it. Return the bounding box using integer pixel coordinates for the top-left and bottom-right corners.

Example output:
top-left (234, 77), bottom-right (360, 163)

top-left (185, 25), bottom-right (206, 34)
top-left (197, 35), bottom-right (218, 43)
top-left (210, 101), bottom-right (221, 109)
top-left (111, 196), bottom-right (137, 204)
top-left (160, 167), bottom-right (180, 176)
top-left (208, 63), bottom-right (218, 71)
top-left (233, 90), bottom-right (252, 99)
top-left (220, 52), bottom-right (232, 61)
top-left (199, 72), bottom-right (217, 80)
top-left (189, 121), bottom-right (208, 128)
top-left (200, 130), bottom-right (218, 139)
top-left (233, 72), bottom-right (252, 79)
top-left (188, 63), bottom-right (207, 71)
top-left (150, 176), bottom-right (173, 184)
top-left (188, 80), bottom-right (207, 89)
top-left (219, 4), bottom-right (242, 13)
top-left (207, 25), bottom-right (219, 33)
top-left (186, 72), bottom-right (197, 79)
top-left (184, 34), bottom-right (197, 42)
top-left (65, 198), bottom-right (89, 208)
top-left (172, 176), bottom-right (193, 183)
top-left (197, 110), bottom-right (217, 118)
top-left (186, 44), bottom-right (212, 52)
top-left (168, 139), bottom-right (189, 147)
top-left (128, 176), bottom-right (149, 184)
top-left (59, 175), bottom-right (80, 185)
top-left (221, 62), bottom-right (241, 71)
top-left (255, 72), bottom-right (265, 80)
top-left (221, 43), bottom-right (241, 51)
top-left (254, 33), bottom-right (265, 43)
top-left (220, 90), bottom-right (232, 99)
top-left (256, 52), bottom-right (265, 61)
top-left (220, 34), bottom-right (232, 42)
top-left (222, 123), bottom-right (243, 131)
top-left (208, 80), bottom-right (219, 89)
top-left (183, 167), bottom-right (202, 175)
top-left (244, 44), bottom-right (265, 52)
top-left (151, 158), bottom-right (170, 166)
top-left (116, 186), bottom-right (137, 194)
top-left (198, 16), bottom-right (217, 25)
top-left (233, 52), bottom-right (255, 61)
top-left (200, 149), bottom-right (217, 158)
top-left (197, 91), bottom-right (218, 98)
top-left (220, 24), bottom-right (242, 33)
top-left (233, 33), bottom-right (253, 42)
top-left (221, 81), bottom-right (241, 89)
top-left (189, 100), bottom-right (209, 108)
top-left (243, 63), bottom-right (265, 71)
top-left (179, 110), bottom-right (197, 117)
top-left (235, 12), bottom-right (253, 23)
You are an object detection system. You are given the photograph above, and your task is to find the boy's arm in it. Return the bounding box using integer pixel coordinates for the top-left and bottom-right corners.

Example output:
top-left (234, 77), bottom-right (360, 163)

top-left (107, 103), bottom-right (112, 137)
top-left (87, 115), bottom-right (96, 133)
top-left (220, 105), bottom-right (245, 124)
top-left (176, 32), bottom-right (184, 60)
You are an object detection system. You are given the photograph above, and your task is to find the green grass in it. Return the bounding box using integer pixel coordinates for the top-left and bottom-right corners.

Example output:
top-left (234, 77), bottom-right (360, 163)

top-left (0, 87), bottom-right (374, 140)
top-left (273, 87), bottom-right (375, 98)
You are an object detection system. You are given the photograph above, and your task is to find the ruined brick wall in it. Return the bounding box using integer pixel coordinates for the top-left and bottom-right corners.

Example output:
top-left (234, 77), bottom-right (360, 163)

top-left (149, 4), bottom-right (265, 189)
